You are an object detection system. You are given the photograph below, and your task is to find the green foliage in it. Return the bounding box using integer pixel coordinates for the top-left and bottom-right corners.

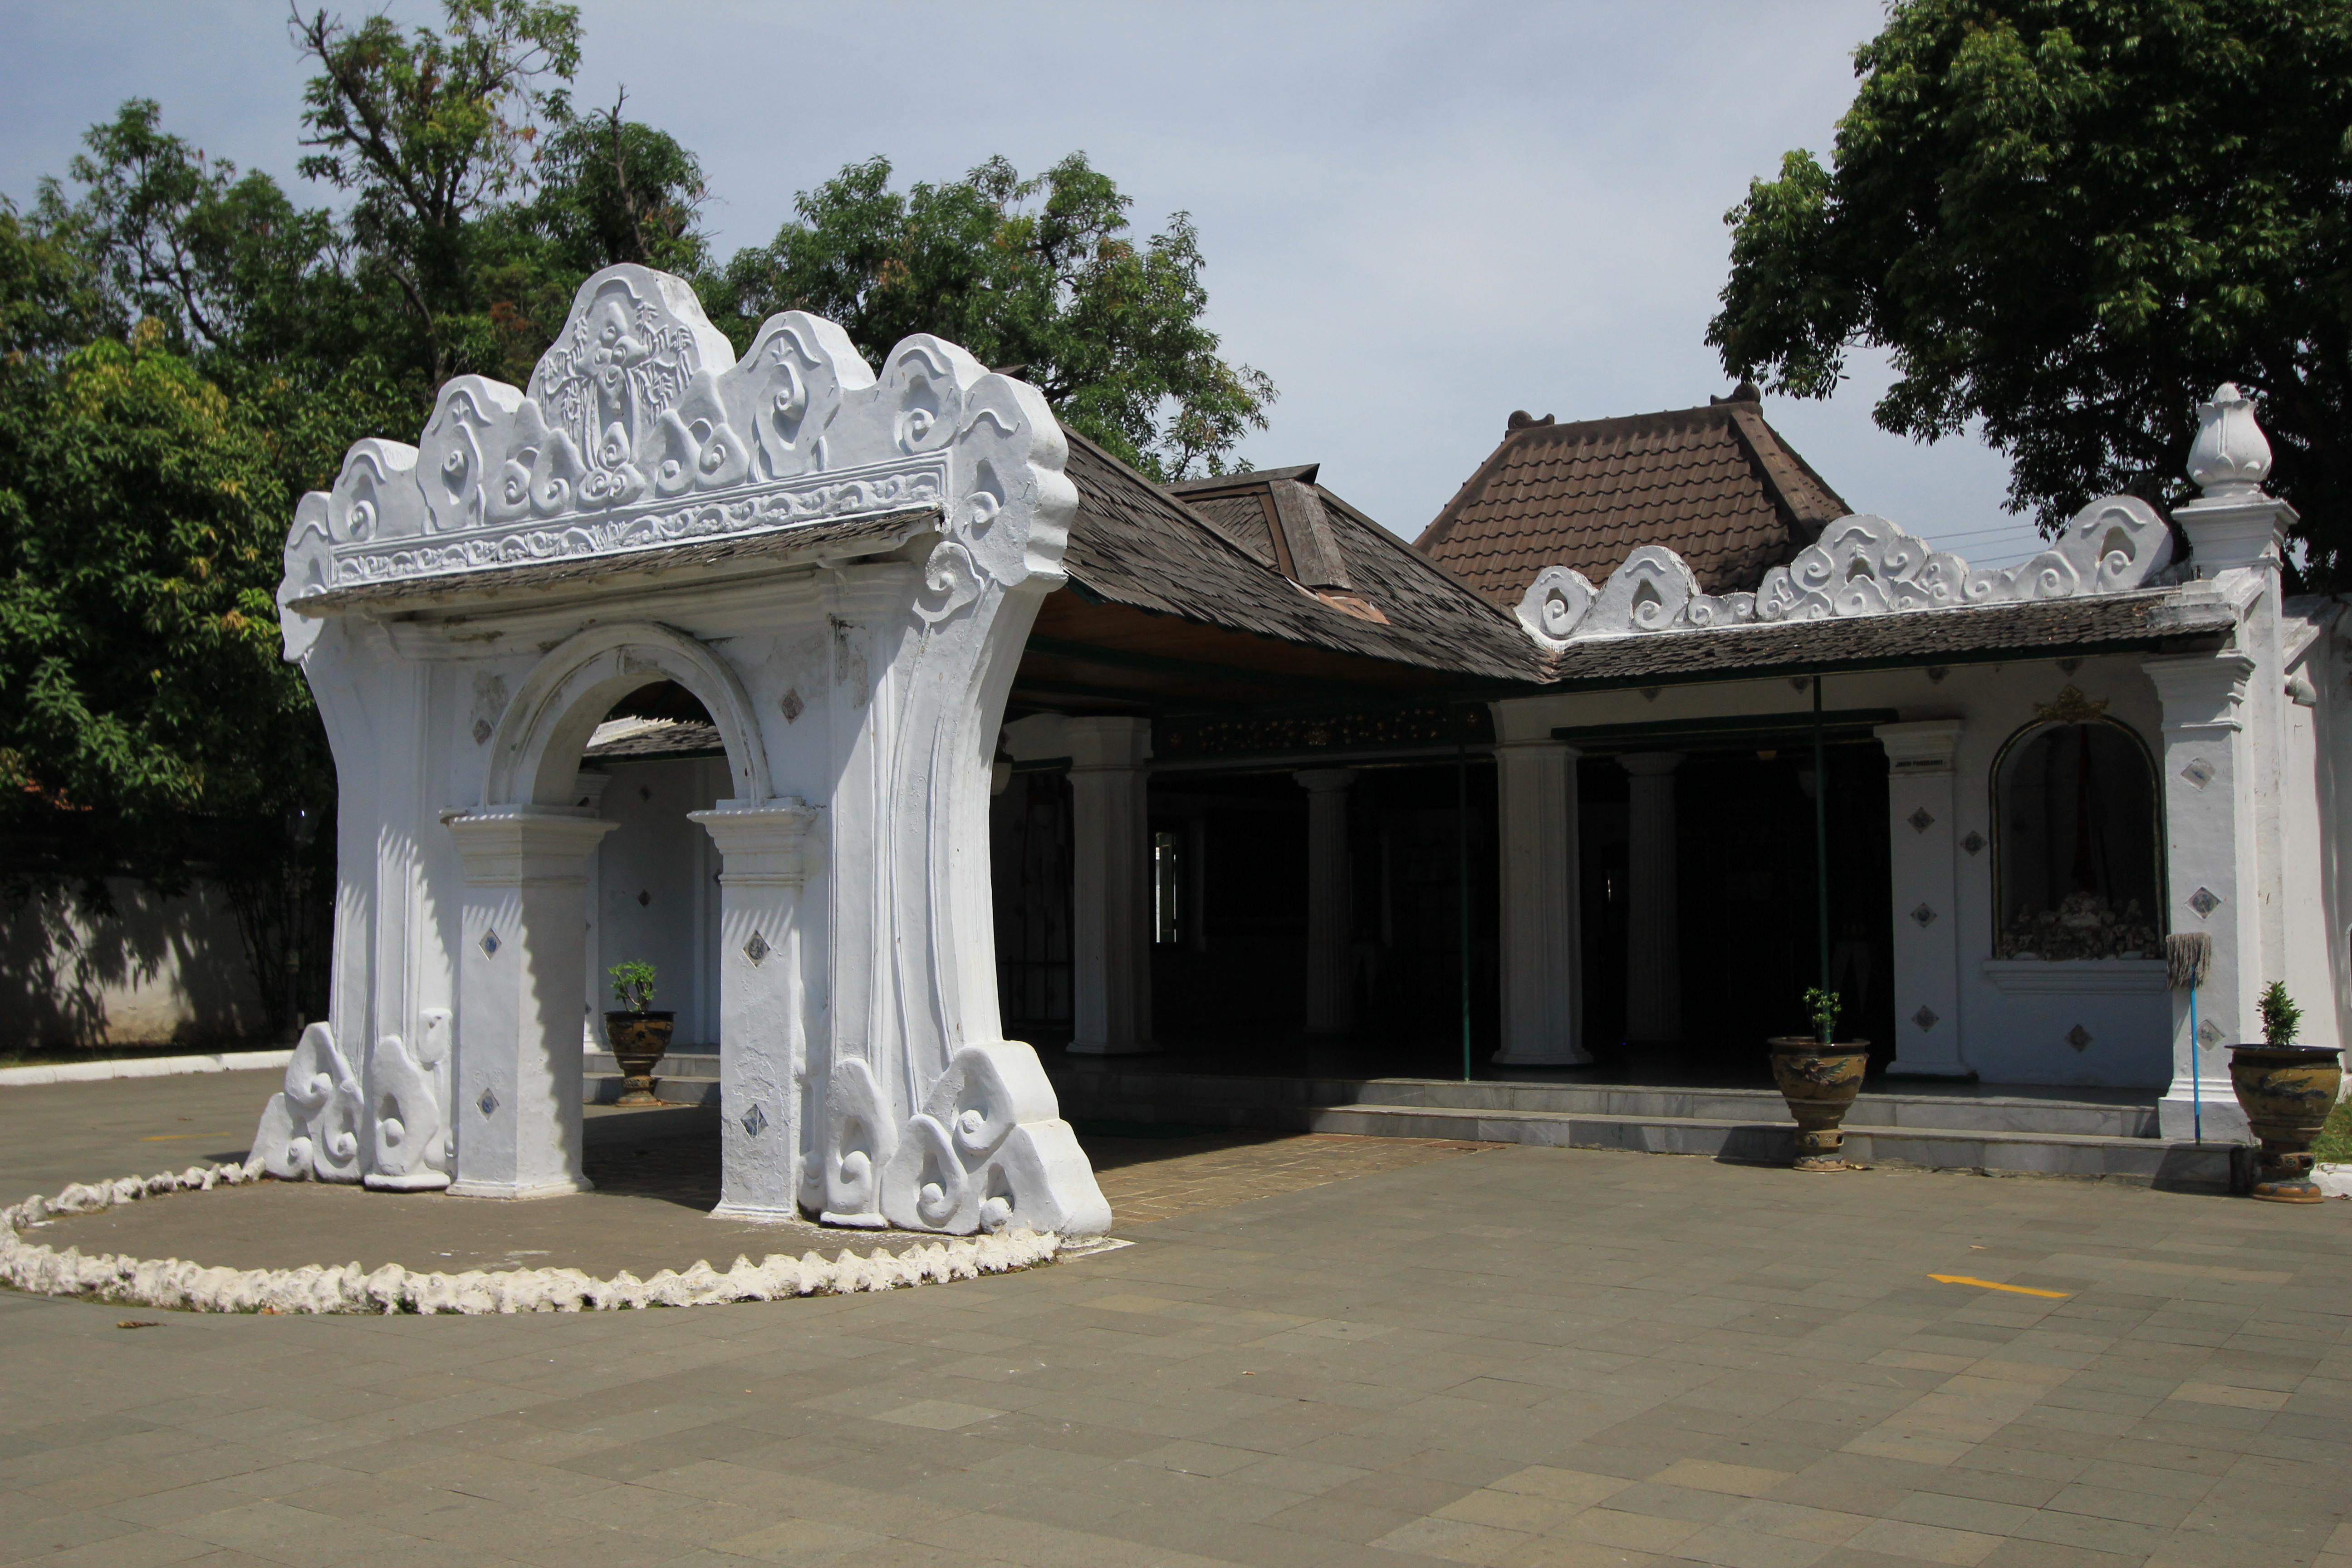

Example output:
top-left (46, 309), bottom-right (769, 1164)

top-left (2315, 1095), bottom-right (2352, 1164)
top-left (1804, 987), bottom-right (1843, 1046)
top-left (292, 0), bottom-right (583, 387)
top-left (1710, 0), bottom-right (2352, 580)
top-left (709, 153), bottom-right (1274, 479)
top-left (36, 100), bottom-right (354, 368)
top-left (0, 329), bottom-right (321, 844)
top-left (608, 960), bottom-right (657, 1013)
top-left (0, 199), bottom-right (109, 365)
top-left (2259, 980), bottom-right (2304, 1045)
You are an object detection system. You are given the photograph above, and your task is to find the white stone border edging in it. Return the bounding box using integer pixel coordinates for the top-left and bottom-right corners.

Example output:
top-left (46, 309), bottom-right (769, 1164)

top-left (1, 1163), bottom-right (1061, 1314)
top-left (0, 1050), bottom-right (294, 1088)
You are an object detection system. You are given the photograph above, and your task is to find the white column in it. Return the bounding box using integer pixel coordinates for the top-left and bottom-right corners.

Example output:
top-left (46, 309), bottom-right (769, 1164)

top-left (1876, 721), bottom-right (1969, 1078)
top-left (1620, 752), bottom-right (1684, 1043)
top-left (1494, 739), bottom-right (1585, 1065)
top-left (1297, 769), bottom-right (1360, 1035)
top-left (1067, 717), bottom-right (1153, 1055)
top-left (446, 808), bottom-right (617, 1198)
top-left (692, 800), bottom-right (820, 1221)
top-left (2147, 653), bottom-right (2262, 1141)
top-left (574, 771), bottom-right (612, 1051)
top-left (2146, 384), bottom-right (2295, 1141)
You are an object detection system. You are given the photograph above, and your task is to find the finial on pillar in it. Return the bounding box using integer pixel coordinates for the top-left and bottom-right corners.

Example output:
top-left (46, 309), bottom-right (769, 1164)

top-left (2185, 382), bottom-right (2272, 500)
top-left (2174, 382), bottom-right (2293, 572)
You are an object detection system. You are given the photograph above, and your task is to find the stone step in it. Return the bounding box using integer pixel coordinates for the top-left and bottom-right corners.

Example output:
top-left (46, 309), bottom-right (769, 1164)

top-left (1048, 1068), bottom-right (2161, 1138)
top-left (1303, 1102), bottom-right (2232, 1187)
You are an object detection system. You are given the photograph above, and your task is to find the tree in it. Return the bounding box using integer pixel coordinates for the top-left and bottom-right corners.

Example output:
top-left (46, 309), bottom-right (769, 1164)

top-left (478, 87), bottom-right (713, 384)
top-left (291, 0), bottom-right (582, 387)
top-left (525, 89), bottom-right (709, 277)
top-left (34, 99), bottom-right (351, 369)
top-left (1709, 0), bottom-right (2352, 580)
top-left (0, 323), bottom-right (334, 1029)
top-left (711, 153), bottom-right (1274, 479)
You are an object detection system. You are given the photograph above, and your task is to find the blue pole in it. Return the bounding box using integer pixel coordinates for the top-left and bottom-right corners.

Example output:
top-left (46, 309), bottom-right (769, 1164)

top-left (2190, 988), bottom-right (2202, 1144)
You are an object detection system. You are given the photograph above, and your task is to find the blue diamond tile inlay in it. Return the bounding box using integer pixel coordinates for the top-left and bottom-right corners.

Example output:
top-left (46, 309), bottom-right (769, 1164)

top-left (476, 1086), bottom-right (499, 1117)
top-left (741, 1102), bottom-right (768, 1138)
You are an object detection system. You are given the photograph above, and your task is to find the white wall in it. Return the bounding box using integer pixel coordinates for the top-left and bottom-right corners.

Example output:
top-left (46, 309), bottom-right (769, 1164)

top-left (0, 878), bottom-right (269, 1049)
top-left (1493, 651), bottom-right (2176, 1088)
top-left (593, 756), bottom-right (729, 1048)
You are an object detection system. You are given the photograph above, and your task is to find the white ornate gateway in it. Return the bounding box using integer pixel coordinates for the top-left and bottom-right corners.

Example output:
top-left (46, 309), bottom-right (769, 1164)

top-left (254, 264), bottom-right (1110, 1235)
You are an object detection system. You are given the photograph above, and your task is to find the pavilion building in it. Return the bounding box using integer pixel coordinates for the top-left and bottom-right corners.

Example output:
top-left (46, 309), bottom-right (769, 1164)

top-left (252, 264), bottom-right (2344, 1218)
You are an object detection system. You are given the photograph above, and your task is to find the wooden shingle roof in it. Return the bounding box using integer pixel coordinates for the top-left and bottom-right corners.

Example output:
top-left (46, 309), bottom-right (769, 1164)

top-left (1413, 395), bottom-right (1851, 609)
top-left (1059, 436), bottom-right (1542, 686)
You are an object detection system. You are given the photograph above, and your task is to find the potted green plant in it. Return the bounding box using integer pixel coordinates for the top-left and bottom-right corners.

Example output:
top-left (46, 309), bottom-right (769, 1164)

top-left (1766, 988), bottom-right (1871, 1171)
top-left (604, 960), bottom-right (674, 1107)
top-left (2228, 982), bottom-right (2342, 1203)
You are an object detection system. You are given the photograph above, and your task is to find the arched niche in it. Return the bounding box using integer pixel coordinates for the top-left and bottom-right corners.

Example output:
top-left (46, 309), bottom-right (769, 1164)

top-left (1989, 715), bottom-right (2164, 960)
top-left (480, 621), bottom-right (770, 809)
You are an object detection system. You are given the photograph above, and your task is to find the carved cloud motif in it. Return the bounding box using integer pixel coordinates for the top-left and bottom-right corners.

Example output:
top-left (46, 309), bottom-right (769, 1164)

top-left (1514, 498), bottom-right (2176, 650)
top-left (281, 264), bottom-right (1076, 617)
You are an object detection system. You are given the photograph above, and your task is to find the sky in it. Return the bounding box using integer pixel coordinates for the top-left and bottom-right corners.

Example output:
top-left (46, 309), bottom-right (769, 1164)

top-left (0, 0), bottom-right (2050, 569)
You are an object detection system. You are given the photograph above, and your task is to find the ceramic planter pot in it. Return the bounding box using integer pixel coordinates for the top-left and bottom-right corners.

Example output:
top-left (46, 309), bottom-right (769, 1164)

top-left (1768, 1037), bottom-right (1872, 1171)
top-left (2227, 1045), bottom-right (2342, 1203)
top-left (604, 1011), bottom-right (675, 1106)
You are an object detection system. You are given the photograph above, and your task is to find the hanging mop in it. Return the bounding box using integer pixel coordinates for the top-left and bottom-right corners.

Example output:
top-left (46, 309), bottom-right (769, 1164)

top-left (2165, 932), bottom-right (2214, 1141)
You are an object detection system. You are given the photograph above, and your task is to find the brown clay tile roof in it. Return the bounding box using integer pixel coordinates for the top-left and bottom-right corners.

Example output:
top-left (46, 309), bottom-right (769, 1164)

top-left (1413, 398), bottom-right (1851, 609)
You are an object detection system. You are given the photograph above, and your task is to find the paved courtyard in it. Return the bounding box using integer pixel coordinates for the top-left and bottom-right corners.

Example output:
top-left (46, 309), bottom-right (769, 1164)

top-left (4, 1072), bottom-right (2350, 1568)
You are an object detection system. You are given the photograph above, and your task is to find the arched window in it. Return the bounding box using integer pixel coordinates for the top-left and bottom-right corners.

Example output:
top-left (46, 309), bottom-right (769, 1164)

top-left (1992, 718), bottom-right (2162, 960)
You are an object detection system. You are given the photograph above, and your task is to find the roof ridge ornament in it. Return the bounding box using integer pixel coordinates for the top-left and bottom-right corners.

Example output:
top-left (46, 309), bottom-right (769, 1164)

top-left (1515, 498), bottom-right (2174, 650)
top-left (2185, 382), bottom-right (2271, 500)
top-left (277, 264), bottom-right (1077, 657)
top-left (2173, 381), bottom-right (2294, 573)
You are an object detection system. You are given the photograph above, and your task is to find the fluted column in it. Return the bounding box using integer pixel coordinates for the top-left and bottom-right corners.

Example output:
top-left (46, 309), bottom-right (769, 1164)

top-left (1297, 769), bottom-right (1359, 1034)
top-left (1620, 752), bottom-right (1683, 1044)
top-left (1068, 718), bottom-right (1154, 1055)
top-left (1494, 739), bottom-right (1586, 1064)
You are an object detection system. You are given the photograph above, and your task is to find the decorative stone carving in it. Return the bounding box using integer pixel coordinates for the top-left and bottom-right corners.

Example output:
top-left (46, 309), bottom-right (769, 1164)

top-left (277, 265), bottom-right (990, 606)
top-left (250, 1024), bottom-right (363, 1182)
top-left (2033, 685), bottom-right (2110, 724)
top-left (2185, 382), bottom-right (2271, 499)
top-left (816, 1057), bottom-right (896, 1227)
top-left (1996, 892), bottom-right (2160, 960)
top-left (1515, 498), bottom-right (2173, 648)
top-left (878, 1043), bottom-right (1112, 1236)
top-left (363, 1010), bottom-right (452, 1192)
top-left (1516, 565), bottom-right (1596, 645)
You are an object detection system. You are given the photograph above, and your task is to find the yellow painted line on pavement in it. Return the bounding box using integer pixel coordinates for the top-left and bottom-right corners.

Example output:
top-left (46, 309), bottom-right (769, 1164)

top-left (1930, 1274), bottom-right (2070, 1298)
